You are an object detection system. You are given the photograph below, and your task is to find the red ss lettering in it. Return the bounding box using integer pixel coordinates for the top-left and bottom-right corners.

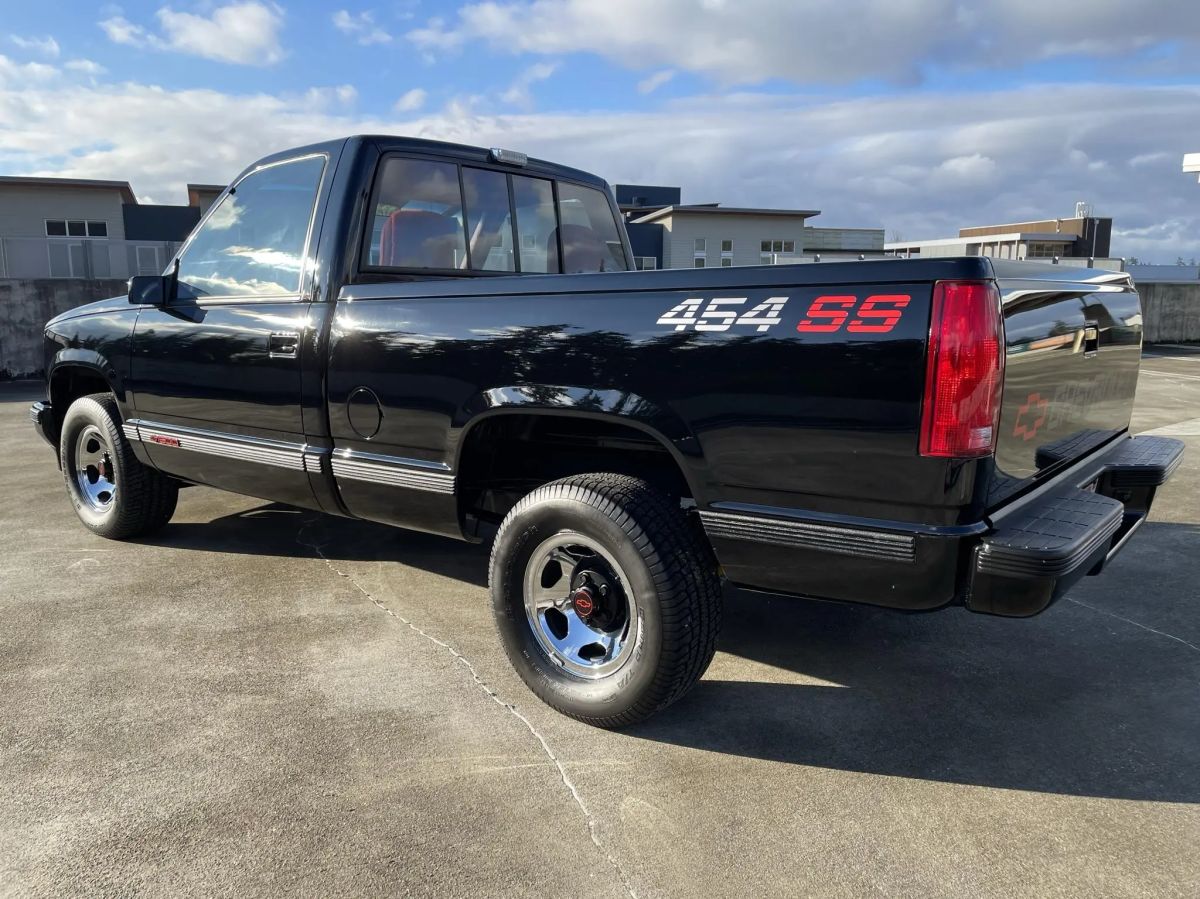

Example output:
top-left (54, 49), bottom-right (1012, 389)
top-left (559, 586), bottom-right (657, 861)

top-left (796, 296), bottom-right (856, 332)
top-left (797, 293), bottom-right (912, 334)
top-left (848, 294), bottom-right (911, 333)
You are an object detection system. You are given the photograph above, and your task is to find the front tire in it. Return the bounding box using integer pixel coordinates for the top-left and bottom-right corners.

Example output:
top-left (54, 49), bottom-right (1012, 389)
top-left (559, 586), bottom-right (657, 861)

top-left (59, 393), bottom-right (178, 539)
top-left (489, 474), bottom-right (722, 728)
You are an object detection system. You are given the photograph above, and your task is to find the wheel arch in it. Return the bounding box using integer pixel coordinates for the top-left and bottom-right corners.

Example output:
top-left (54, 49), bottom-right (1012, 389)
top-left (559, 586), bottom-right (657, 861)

top-left (452, 386), bottom-right (713, 529)
top-left (47, 352), bottom-right (126, 451)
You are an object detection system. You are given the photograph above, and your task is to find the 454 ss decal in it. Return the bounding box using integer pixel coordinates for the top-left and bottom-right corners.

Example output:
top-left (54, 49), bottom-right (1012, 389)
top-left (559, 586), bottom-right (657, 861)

top-left (655, 294), bottom-right (912, 335)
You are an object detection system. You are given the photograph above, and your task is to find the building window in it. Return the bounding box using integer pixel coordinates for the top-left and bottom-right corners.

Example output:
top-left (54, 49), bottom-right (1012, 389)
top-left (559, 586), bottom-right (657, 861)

top-left (634, 256), bottom-right (657, 270)
top-left (1026, 242), bottom-right (1061, 258)
top-left (45, 220), bottom-right (107, 238)
top-left (694, 257), bottom-right (705, 268)
top-left (759, 238), bottom-right (796, 264)
top-left (693, 236), bottom-right (706, 267)
top-left (720, 239), bottom-right (733, 266)
top-left (720, 258), bottom-right (732, 267)
top-left (694, 238), bottom-right (706, 252)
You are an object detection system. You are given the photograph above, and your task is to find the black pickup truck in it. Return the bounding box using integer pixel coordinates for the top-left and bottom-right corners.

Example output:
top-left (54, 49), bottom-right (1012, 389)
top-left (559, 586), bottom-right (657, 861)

top-left (31, 135), bottom-right (1183, 727)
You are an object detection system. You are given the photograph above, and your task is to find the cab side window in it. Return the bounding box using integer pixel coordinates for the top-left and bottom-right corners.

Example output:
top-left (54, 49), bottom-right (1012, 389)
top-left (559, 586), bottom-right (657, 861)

top-left (176, 155), bottom-right (325, 300)
top-left (556, 182), bottom-right (629, 273)
top-left (462, 167), bottom-right (516, 272)
top-left (361, 154), bottom-right (630, 275)
top-left (364, 158), bottom-right (468, 270)
top-left (511, 175), bottom-right (559, 274)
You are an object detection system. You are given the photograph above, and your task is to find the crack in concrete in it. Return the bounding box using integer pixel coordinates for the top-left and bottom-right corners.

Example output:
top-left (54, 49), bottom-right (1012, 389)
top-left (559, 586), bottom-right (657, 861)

top-left (297, 520), bottom-right (639, 899)
top-left (1067, 597), bottom-right (1200, 655)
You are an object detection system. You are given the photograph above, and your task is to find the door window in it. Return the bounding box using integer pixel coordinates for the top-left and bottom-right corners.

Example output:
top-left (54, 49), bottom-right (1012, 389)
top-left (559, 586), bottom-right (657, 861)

top-left (175, 155), bottom-right (325, 300)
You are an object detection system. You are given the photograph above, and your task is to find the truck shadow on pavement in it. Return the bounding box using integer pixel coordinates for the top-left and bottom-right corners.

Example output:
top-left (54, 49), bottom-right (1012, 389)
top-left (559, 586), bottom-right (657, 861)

top-left (137, 502), bottom-right (490, 587)
top-left (143, 504), bottom-right (1198, 803)
top-left (635, 520), bottom-right (1200, 804)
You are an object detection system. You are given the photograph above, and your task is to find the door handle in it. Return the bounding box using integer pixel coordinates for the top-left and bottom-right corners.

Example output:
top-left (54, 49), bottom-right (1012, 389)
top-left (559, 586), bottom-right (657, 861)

top-left (1083, 324), bottom-right (1099, 357)
top-left (268, 332), bottom-right (300, 358)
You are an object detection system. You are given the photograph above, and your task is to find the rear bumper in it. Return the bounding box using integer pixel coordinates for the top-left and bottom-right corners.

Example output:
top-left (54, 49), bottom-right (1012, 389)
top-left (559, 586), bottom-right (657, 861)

top-left (700, 434), bottom-right (1183, 616)
top-left (30, 401), bottom-right (56, 448)
top-left (966, 434), bottom-right (1184, 616)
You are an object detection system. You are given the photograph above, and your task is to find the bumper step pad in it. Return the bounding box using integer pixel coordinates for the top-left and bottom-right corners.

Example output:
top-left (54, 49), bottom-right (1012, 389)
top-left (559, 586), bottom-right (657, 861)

top-left (976, 489), bottom-right (1123, 580)
top-left (1103, 435), bottom-right (1185, 488)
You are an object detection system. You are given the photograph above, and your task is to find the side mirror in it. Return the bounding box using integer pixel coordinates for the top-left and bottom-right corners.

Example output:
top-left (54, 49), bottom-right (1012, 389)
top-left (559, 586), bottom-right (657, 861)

top-left (128, 275), bottom-right (167, 306)
top-left (128, 262), bottom-right (177, 306)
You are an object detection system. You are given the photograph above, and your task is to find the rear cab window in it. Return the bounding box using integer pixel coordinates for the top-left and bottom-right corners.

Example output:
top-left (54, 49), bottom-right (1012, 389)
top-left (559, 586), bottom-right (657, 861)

top-left (361, 153), bottom-right (628, 277)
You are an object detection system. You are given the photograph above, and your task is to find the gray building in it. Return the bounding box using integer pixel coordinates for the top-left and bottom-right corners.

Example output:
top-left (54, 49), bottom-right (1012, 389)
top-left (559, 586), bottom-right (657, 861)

top-left (886, 212), bottom-right (1113, 262)
top-left (614, 184), bottom-right (883, 270)
top-left (0, 175), bottom-right (223, 280)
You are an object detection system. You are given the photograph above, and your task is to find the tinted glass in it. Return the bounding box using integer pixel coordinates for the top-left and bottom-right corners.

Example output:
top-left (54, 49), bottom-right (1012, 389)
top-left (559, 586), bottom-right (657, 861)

top-left (176, 155), bottom-right (324, 299)
top-left (462, 167), bottom-right (515, 272)
top-left (67, 221), bottom-right (86, 236)
top-left (555, 183), bottom-right (628, 273)
top-left (46, 220), bottom-right (66, 236)
top-left (364, 158), bottom-right (468, 270)
top-left (512, 175), bottom-right (558, 274)
top-left (88, 221), bottom-right (108, 237)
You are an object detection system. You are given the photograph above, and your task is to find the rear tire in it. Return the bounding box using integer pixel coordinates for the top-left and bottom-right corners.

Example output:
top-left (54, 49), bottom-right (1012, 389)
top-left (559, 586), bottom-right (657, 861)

top-left (59, 393), bottom-right (178, 539)
top-left (489, 474), bottom-right (722, 728)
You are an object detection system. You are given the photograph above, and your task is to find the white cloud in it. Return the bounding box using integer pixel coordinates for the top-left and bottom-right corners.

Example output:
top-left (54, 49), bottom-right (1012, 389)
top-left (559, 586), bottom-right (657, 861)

top-left (65, 59), bottom-right (107, 76)
top-left (500, 61), bottom-right (558, 108)
top-left (0, 54), bottom-right (59, 85)
top-left (100, 2), bottom-right (285, 66)
top-left (394, 88), bottom-right (427, 112)
top-left (637, 69), bottom-right (675, 95)
top-left (10, 35), bottom-right (61, 58)
top-left (99, 16), bottom-right (150, 46)
top-left (408, 0), bottom-right (1200, 86)
top-left (333, 9), bottom-right (393, 45)
top-left (0, 61), bottom-right (1197, 262)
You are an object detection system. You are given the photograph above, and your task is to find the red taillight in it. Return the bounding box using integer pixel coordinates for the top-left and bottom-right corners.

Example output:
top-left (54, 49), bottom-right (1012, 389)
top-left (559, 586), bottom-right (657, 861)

top-left (920, 280), bottom-right (1004, 458)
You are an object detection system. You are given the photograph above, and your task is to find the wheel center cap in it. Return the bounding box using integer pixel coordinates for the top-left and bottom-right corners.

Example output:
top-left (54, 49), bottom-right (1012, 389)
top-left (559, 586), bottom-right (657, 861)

top-left (571, 586), bottom-right (595, 620)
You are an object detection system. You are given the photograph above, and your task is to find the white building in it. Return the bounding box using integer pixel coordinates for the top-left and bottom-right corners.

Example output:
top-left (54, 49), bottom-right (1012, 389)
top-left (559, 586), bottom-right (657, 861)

top-left (0, 176), bottom-right (219, 280)
top-left (618, 188), bottom-right (884, 270)
top-left (0, 176), bottom-right (134, 278)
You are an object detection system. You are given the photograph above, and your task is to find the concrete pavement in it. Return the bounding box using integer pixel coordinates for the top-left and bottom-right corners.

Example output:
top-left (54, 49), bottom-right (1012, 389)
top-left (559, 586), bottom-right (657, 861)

top-left (1, 353), bottom-right (1198, 897)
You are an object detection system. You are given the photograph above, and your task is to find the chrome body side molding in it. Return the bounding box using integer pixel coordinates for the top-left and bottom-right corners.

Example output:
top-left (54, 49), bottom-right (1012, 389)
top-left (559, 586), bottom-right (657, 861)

top-left (330, 449), bottom-right (456, 494)
top-left (123, 419), bottom-right (456, 494)
top-left (123, 419), bottom-right (327, 472)
top-left (699, 509), bottom-right (917, 563)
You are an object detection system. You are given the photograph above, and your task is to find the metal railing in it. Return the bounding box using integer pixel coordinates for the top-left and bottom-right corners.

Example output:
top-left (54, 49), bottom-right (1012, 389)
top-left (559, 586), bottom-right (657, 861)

top-left (0, 237), bottom-right (181, 280)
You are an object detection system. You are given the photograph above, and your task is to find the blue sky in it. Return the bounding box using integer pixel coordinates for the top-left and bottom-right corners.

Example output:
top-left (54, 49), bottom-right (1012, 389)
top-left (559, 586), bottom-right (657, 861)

top-left (3, 1), bottom-right (1200, 261)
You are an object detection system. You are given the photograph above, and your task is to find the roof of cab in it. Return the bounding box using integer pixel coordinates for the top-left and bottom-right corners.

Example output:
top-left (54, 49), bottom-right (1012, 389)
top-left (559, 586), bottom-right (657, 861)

top-left (239, 135), bottom-right (610, 191)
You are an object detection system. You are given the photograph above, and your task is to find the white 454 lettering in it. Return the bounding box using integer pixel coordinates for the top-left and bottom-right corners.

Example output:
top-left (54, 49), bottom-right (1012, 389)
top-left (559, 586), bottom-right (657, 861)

top-left (655, 296), bottom-right (789, 333)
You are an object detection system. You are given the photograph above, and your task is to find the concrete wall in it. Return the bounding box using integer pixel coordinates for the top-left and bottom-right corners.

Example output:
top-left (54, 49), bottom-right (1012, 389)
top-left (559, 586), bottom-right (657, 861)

top-left (1139, 281), bottom-right (1200, 344)
top-left (0, 278), bottom-right (127, 379)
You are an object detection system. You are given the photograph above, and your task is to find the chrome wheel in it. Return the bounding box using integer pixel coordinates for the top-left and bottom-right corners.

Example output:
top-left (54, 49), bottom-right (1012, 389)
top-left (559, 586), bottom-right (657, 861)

top-left (523, 531), bottom-right (639, 679)
top-left (74, 424), bottom-right (117, 512)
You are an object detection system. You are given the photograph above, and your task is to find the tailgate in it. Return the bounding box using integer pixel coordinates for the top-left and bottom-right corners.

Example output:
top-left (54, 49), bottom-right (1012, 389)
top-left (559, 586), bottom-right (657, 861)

top-left (988, 264), bottom-right (1142, 506)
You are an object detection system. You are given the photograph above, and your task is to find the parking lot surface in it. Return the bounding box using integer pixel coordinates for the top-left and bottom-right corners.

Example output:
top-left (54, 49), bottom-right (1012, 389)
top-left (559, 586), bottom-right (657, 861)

top-left (2, 350), bottom-right (1198, 898)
